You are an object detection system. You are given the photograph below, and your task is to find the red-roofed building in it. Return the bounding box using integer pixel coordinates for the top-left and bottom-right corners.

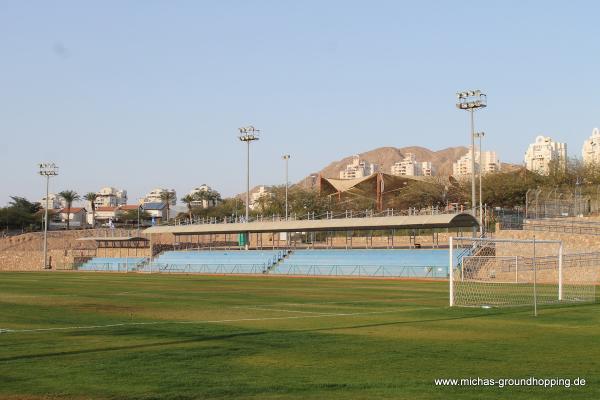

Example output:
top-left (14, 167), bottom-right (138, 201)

top-left (87, 205), bottom-right (145, 226)
top-left (94, 206), bottom-right (120, 226)
top-left (119, 204), bottom-right (142, 212)
top-left (56, 207), bottom-right (88, 228)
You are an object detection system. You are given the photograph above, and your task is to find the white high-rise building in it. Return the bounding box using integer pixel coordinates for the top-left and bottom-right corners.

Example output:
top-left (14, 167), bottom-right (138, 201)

top-left (582, 128), bottom-right (600, 165)
top-left (480, 150), bottom-right (501, 174)
top-left (524, 135), bottom-right (567, 175)
top-left (39, 193), bottom-right (65, 209)
top-left (93, 187), bottom-right (128, 208)
top-left (453, 150), bottom-right (474, 177)
top-left (249, 186), bottom-right (271, 210)
top-left (141, 188), bottom-right (177, 205)
top-left (420, 162), bottom-right (434, 176)
top-left (453, 147), bottom-right (501, 177)
top-left (339, 155), bottom-right (378, 180)
top-left (390, 153), bottom-right (434, 177)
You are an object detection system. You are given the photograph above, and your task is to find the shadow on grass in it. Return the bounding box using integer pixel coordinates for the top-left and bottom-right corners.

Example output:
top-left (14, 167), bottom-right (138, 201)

top-left (0, 308), bottom-right (528, 363)
top-left (3, 302), bottom-right (597, 363)
top-left (0, 330), bottom-right (266, 362)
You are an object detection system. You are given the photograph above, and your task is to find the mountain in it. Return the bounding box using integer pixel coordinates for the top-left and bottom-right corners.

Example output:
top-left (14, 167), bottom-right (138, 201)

top-left (237, 146), bottom-right (522, 197)
top-left (312, 146), bottom-right (469, 180)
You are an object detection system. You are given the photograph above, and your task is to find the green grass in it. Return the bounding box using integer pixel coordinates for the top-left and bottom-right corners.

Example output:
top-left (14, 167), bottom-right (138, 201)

top-left (0, 272), bottom-right (599, 400)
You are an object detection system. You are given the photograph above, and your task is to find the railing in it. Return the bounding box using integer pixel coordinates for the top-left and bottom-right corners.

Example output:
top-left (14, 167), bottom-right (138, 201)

top-left (166, 206), bottom-right (462, 227)
top-left (76, 262), bottom-right (140, 272)
top-left (141, 263), bottom-right (268, 274)
top-left (270, 264), bottom-right (448, 278)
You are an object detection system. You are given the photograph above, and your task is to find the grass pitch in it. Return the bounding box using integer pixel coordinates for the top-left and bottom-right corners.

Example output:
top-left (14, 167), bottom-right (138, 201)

top-left (0, 272), bottom-right (599, 400)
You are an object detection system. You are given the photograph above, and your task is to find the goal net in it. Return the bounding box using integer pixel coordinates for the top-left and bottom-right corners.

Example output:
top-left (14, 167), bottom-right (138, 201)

top-left (449, 237), bottom-right (597, 309)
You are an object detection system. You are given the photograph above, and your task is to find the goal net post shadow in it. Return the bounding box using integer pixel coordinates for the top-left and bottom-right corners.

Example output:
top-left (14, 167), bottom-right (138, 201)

top-left (449, 237), bottom-right (597, 314)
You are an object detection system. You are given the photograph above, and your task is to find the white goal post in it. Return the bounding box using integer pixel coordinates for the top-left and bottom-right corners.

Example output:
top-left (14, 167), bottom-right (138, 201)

top-left (449, 236), bottom-right (596, 313)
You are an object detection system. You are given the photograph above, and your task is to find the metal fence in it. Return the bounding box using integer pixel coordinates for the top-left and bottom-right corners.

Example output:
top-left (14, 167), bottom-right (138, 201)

top-left (141, 263), bottom-right (269, 274)
top-left (495, 209), bottom-right (525, 230)
top-left (169, 207), bottom-right (461, 227)
top-left (525, 188), bottom-right (592, 219)
top-left (271, 264), bottom-right (448, 278)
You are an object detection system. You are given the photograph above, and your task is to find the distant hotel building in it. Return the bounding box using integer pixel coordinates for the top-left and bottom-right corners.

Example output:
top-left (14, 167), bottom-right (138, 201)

top-left (140, 188), bottom-right (177, 206)
top-left (582, 128), bottom-right (600, 165)
top-left (390, 153), bottom-right (434, 177)
top-left (187, 184), bottom-right (221, 209)
top-left (453, 147), bottom-right (501, 177)
top-left (524, 135), bottom-right (567, 175)
top-left (39, 193), bottom-right (65, 209)
top-left (93, 187), bottom-right (128, 208)
top-left (339, 155), bottom-right (378, 180)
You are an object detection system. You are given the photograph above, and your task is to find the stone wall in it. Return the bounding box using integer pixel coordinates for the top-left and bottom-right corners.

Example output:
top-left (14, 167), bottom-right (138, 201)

top-left (0, 249), bottom-right (75, 271)
top-left (494, 229), bottom-right (600, 253)
top-left (0, 229), bottom-right (150, 271)
top-left (489, 227), bottom-right (600, 284)
top-left (0, 228), bottom-right (143, 251)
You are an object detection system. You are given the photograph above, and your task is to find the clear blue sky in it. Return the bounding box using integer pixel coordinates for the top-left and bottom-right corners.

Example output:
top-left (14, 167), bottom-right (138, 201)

top-left (1, 1), bottom-right (599, 206)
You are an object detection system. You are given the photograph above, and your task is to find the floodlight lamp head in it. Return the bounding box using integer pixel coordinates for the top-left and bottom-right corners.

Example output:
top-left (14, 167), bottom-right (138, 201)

top-left (38, 162), bottom-right (59, 176)
top-left (238, 125), bottom-right (260, 142)
top-left (455, 89), bottom-right (487, 110)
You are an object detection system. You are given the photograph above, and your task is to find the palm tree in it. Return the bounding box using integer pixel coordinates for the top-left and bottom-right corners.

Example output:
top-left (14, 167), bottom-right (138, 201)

top-left (58, 190), bottom-right (80, 230)
top-left (181, 194), bottom-right (196, 222)
top-left (83, 192), bottom-right (98, 228)
top-left (159, 190), bottom-right (176, 222)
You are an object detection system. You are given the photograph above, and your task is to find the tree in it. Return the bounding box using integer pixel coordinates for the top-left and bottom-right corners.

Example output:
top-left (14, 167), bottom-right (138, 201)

top-left (58, 190), bottom-right (80, 230)
top-left (159, 191), bottom-right (176, 221)
top-left (0, 196), bottom-right (43, 232)
top-left (181, 194), bottom-right (196, 221)
top-left (9, 197), bottom-right (42, 214)
top-left (207, 189), bottom-right (222, 205)
top-left (83, 192), bottom-right (98, 228)
top-left (120, 209), bottom-right (151, 225)
top-left (204, 198), bottom-right (244, 219)
top-left (389, 181), bottom-right (447, 210)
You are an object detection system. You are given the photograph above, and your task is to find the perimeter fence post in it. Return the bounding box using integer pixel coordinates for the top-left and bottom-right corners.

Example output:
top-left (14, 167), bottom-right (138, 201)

top-left (449, 237), bottom-right (454, 306)
top-left (558, 242), bottom-right (563, 301)
top-left (533, 235), bottom-right (538, 317)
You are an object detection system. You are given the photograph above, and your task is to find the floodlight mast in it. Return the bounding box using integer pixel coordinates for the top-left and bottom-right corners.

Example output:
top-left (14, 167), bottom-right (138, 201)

top-left (456, 90), bottom-right (487, 222)
top-left (38, 162), bottom-right (59, 269)
top-left (238, 126), bottom-right (260, 250)
top-left (282, 154), bottom-right (291, 220)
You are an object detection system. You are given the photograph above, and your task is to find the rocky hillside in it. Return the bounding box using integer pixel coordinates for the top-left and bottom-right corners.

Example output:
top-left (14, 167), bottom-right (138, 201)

top-left (238, 146), bottom-right (522, 195)
top-left (312, 146), bottom-right (469, 179)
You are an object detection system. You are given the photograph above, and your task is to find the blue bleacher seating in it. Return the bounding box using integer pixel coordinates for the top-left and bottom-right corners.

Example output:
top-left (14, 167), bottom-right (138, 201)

top-left (78, 249), bottom-right (453, 278)
top-left (78, 257), bottom-right (146, 272)
top-left (141, 250), bottom-right (286, 274)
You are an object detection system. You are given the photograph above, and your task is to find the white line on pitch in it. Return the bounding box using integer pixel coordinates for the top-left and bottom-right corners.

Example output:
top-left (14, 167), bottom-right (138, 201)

top-left (235, 306), bottom-right (337, 315)
top-left (232, 298), bottom-right (426, 308)
top-left (0, 307), bottom-right (435, 334)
